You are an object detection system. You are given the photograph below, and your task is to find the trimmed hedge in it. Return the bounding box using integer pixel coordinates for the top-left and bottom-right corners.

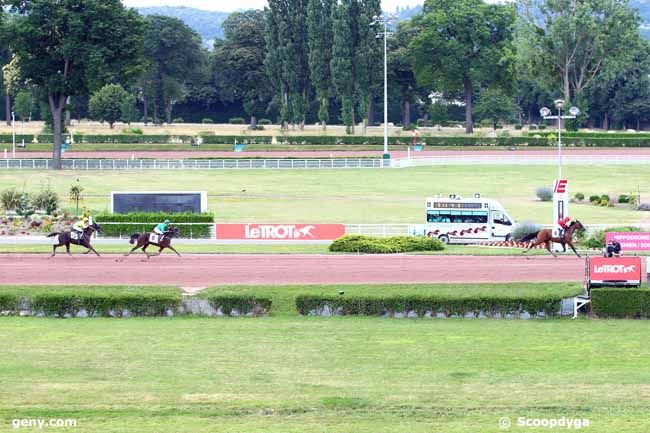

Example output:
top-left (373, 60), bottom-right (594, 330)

top-left (295, 294), bottom-right (564, 317)
top-left (0, 286), bottom-right (182, 317)
top-left (204, 294), bottom-right (272, 316)
top-left (330, 235), bottom-right (445, 253)
top-left (95, 212), bottom-right (214, 239)
top-left (591, 288), bottom-right (650, 318)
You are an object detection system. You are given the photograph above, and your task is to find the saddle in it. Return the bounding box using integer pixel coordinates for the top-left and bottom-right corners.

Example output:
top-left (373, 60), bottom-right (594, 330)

top-left (149, 233), bottom-right (165, 244)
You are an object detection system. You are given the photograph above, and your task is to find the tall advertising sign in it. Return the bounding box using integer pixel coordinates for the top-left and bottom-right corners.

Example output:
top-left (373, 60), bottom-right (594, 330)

top-left (553, 179), bottom-right (568, 252)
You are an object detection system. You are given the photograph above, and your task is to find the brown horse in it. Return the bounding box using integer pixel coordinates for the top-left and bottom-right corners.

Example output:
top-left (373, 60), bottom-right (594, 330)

top-left (519, 220), bottom-right (585, 257)
top-left (47, 222), bottom-right (104, 257)
top-left (126, 226), bottom-right (181, 258)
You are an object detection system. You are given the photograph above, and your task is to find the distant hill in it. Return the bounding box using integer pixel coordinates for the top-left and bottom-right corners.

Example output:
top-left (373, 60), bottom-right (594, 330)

top-left (136, 6), bottom-right (229, 47)
top-left (393, 5), bottom-right (422, 21)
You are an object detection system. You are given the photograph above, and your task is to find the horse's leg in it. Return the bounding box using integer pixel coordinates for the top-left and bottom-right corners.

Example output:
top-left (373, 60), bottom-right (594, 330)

top-left (568, 242), bottom-right (581, 258)
top-left (142, 244), bottom-right (153, 258)
top-left (523, 238), bottom-right (539, 254)
top-left (125, 244), bottom-right (141, 256)
top-left (51, 244), bottom-right (57, 257)
top-left (167, 245), bottom-right (181, 257)
top-left (545, 241), bottom-right (557, 258)
top-left (66, 242), bottom-right (72, 256)
top-left (87, 244), bottom-right (100, 257)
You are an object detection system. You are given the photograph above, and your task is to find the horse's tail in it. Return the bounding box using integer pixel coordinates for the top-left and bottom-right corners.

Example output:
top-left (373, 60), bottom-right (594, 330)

top-left (129, 233), bottom-right (140, 245)
top-left (518, 231), bottom-right (539, 243)
top-left (47, 232), bottom-right (60, 238)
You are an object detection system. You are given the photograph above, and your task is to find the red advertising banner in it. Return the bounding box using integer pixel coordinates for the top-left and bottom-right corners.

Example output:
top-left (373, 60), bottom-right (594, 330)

top-left (589, 256), bottom-right (642, 284)
top-left (605, 232), bottom-right (650, 251)
top-left (215, 224), bottom-right (346, 241)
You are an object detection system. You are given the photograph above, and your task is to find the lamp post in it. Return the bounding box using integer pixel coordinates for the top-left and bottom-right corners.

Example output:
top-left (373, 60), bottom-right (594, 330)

top-left (11, 111), bottom-right (16, 159)
top-left (540, 100), bottom-right (581, 251)
top-left (371, 13), bottom-right (396, 162)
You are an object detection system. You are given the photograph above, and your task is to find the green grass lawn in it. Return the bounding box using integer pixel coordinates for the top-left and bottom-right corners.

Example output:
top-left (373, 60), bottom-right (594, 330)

top-left (1, 316), bottom-right (649, 433)
top-left (1, 165), bottom-right (648, 224)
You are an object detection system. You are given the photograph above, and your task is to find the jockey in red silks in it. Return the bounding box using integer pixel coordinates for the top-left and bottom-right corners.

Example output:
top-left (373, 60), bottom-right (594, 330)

top-left (557, 216), bottom-right (571, 237)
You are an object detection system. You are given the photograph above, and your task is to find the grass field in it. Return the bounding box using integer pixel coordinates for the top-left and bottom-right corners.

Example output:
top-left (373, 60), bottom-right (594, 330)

top-left (1, 165), bottom-right (648, 224)
top-left (1, 315), bottom-right (649, 433)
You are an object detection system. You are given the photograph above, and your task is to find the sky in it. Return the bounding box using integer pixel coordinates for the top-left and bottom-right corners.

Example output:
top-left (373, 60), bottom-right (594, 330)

top-left (123, 0), bottom-right (425, 13)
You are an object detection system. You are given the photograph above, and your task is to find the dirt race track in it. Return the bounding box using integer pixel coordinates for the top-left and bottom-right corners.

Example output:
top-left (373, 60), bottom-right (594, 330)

top-left (0, 254), bottom-right (586, 290)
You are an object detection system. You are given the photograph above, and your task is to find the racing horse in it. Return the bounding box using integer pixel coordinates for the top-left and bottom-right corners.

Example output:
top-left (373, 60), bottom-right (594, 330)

top-left (47, 221), bottom-right (104, 257)
top-left (126, 226), bottom-right (181, 258)
top-left (519, 220), bottom-right (585, 257)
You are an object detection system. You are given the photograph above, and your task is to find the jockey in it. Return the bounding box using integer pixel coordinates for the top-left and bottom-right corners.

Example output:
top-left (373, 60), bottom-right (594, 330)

top-left (153, 220), bottom-right (171, 236)
top-left (72, 216), bottom-right (90, 234)
top-left (557, 216), bottom-right (571, 237)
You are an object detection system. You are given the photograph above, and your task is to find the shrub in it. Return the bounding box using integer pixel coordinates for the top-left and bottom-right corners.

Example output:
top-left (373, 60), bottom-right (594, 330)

top-left (295, 294), bottom-right (564, 318)
top-left (582, 226), bottom-right (641, 248)
top-left (94, 212), bottom-right (214, 239)
top-left (618, 194), bottom-right (630, 204)
top-left (1, 188), bottom-right (21, 212)
top-left (600, 194), bottom-right (610, 202)
top-left (122, 127), bottom-right (143, 135)
top-left (172, 117), bottom-right (184, 123)
top-left (591, 288), bottom-right (650, 318)
top-left (514, 124), bottom-right (523, 130)
top-left (589, 195), bottom-right (600, 203)
top-left (32, 188), bottom-right (59, 215)
top-left (201, 118), bottom-right (214, 124)
top-left (329, 235), bottom-right (444, 254)
top-left (512, 221), bottom-right (542, 242)
top-left (258, 118), bottom-right (272, 125)
top-left (229, 117), bottom-right (245, 124)
top-left (574, 192), bottom-right (585, 201)
top-left (538, 125), bottom-right (547, 130)
top-left (16, 193), bottom-right (34, 218)
top-left (535, 186), bottom-right (553, 202)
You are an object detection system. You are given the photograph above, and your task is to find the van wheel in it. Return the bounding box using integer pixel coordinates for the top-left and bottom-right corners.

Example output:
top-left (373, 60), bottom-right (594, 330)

top-left (438, 234), bottom-right (450, 244)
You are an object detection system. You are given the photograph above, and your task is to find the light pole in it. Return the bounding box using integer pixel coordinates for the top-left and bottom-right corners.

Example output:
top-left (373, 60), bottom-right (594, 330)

top-left (11, 111), bottom-right (16, 159)
top-left (540, 100), bottom-right (580, 252)
top-left (371, 13), bottom-right (396, 161)
top-left (540, 100), bottom-right (580, 180)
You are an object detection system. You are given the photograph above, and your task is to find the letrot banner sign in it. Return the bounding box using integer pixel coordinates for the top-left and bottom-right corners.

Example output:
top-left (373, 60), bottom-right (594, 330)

top-left (605, 232), bottom-right (650, 251)
top-left (215, 224), bottom-right (346, 241)
top-left (587, 256), bottom-right (642, 287)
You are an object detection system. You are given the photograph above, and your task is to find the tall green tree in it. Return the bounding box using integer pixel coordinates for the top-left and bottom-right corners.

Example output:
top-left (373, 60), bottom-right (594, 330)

top-left (355, 0), bottom-right (382, 132)
top-left (265, 0), bottom-right (310, 129)
top-left (3, 0), bottom-right (144, 169)
top-left (143, 15), bottom-right (204, 124)
top-left (213, 10), bottom-right (272, 129)
top-left (410, 0), bottom-right (516, 133)
top-left (474, 87), bottom-right (519, 129)
top-left (13, 90), bottom-right (33, 130)
top-left (331, 0), bottom-right (356, 134)
top-left (389, 20), bottom-right (420, 128)
top-left (520, 0), bottom-right (643, 105)
top-left (307, 0), bottom-right (334, 130)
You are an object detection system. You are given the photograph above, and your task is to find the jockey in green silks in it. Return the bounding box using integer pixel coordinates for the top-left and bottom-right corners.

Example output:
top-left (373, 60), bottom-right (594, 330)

top-left (153, 219), bottom-right (171, 236)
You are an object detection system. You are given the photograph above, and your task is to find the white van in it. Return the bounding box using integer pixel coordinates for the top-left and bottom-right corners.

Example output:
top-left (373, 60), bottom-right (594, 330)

top-left (410, 194), bottom-right (516, 244)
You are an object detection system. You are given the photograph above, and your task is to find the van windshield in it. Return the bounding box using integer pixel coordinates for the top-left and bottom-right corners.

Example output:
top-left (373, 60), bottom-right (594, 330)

top-left (427, 210), bottom-right (488, 224)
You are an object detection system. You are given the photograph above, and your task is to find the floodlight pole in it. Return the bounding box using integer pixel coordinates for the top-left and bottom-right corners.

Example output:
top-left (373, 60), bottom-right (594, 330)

top-left (372, 14), bottom-right (395, 162)
top-left (11, 111), bottom-right (16, 159)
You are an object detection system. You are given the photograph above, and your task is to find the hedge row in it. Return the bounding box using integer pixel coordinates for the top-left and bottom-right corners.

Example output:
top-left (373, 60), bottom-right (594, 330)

top-left (0, 287), bottom-right (272, 318)
top-left (94, 212), bottom-right (214, 239)
top-left (591, 288), bottom-right (650, 318)
top-left (329, 235), bottom-right (445, 253)
top-left (6, 132), bottom-right (650, 147)
top-left (295, 294), bottom-right (564, 317)
top-left (528, 131), bottom-right (650, 139)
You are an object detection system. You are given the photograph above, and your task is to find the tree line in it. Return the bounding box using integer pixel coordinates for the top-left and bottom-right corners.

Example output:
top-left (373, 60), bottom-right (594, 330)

top-left (1, 0), bottom-right (649, 168)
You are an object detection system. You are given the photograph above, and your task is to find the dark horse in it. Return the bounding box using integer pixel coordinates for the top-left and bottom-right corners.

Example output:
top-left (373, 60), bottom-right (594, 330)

top-left (126, 226), bottom-right (181, 257)
top-left (47, 222), bottom-right (104, 257)
top-left (519, 220), bottom-right (586, 257)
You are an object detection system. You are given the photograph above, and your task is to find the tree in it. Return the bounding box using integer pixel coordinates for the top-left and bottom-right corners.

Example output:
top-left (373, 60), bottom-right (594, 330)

top-left (389, 20), bottom-right (420, 128)
top-left (213, 10), bottom-right (272, 129)
top-left (143, 15), bottom-right (204, 124)
top-left (3, 0), bottom-right (145, 169)
top-left (13, 90), bottom-right (33, 132)
top-left (410, 0), bottom-right (516, 133)
top-left (473, 87), bottom-right (519, 129)
top-left (520, 0), bottom-right (643, 105)
top-left (355, 0), bottom-right (382, 132)
top-left (307, 0), bottom-right (334, 130)
top-left (89, 84), bottom-right (130, 129)
top-left (331, 0), bottom-right (356, 134)
top-left (121, 94), bottom-right (138, 125)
